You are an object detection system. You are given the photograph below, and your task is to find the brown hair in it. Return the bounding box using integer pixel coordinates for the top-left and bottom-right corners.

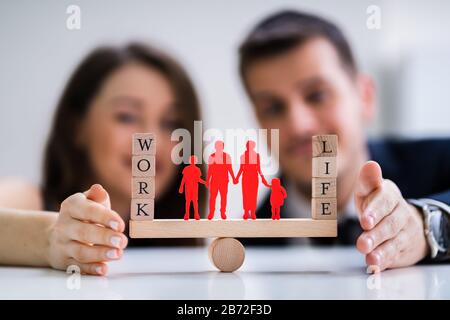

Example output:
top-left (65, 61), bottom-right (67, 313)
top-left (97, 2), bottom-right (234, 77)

top-left (239, 10), bottom-right (357, 89)
top-left (42, 43), bottom-right (205, 244)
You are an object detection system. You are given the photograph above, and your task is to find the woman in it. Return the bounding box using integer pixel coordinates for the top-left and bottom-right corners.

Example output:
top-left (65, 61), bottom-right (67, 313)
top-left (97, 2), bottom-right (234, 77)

top-left (234, 140), bottom-right (267, 220)
top-left (0, 43), bottom-right (205, 275)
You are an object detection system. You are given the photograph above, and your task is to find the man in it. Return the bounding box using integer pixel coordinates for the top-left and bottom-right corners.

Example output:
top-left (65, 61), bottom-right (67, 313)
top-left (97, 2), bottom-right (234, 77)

top-left (206, 140), bottom-right (236, 220)
top-left (238, 10), bottom-right (450, 271)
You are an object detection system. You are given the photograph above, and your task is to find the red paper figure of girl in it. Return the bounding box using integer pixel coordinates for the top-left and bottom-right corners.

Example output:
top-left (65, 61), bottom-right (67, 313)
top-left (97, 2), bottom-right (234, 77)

top-left (234, 140), bottom-right (268, 220)
top-left (264, 178), bottom-right (287, 220)
top-left (179, 155), bottom-right (206, 220)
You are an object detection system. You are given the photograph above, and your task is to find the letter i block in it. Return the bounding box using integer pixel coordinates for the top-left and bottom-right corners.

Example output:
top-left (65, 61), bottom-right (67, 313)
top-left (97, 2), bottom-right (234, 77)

top-left (312, 135), bottom-right (338, 220)
top-left (312, 157), bottom-right (337, 178)
top-left (131, 133), bottom-right (156, 221)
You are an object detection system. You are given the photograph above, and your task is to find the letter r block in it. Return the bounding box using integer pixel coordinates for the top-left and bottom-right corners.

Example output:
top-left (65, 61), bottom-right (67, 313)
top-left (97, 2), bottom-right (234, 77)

top-left (132, 177), bottom-right (155, 199)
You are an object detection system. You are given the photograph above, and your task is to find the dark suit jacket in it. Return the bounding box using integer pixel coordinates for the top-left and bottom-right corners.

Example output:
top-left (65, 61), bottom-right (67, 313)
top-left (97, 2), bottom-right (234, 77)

top-left (240, 138), bottom-right (450, 246)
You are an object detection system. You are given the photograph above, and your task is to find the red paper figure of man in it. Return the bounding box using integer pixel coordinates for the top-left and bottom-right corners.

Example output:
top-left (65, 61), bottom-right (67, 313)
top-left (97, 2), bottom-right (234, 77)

top-left (235, 140), bottom-right (268, 220)
top-left (179, 155), bottom-right (206, 220)
top-left (206, 140), bottom-right (236, 220)
top-left (264, 178), bottom-right (287, 220)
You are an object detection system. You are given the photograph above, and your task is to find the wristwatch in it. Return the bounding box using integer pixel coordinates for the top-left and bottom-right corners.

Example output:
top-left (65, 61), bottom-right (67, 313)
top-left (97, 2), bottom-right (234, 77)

top-left (408, 198), bottom-right (450, 261)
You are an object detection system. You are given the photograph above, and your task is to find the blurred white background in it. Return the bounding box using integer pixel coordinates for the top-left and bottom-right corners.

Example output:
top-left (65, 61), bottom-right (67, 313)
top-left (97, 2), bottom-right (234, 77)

top-left (1, 0), bottom-right (449, 215)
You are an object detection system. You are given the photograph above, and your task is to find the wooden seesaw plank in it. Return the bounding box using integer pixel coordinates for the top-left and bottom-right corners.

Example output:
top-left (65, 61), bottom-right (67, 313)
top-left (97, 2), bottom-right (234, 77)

top-left (129, 218), bottom-right (337, 238)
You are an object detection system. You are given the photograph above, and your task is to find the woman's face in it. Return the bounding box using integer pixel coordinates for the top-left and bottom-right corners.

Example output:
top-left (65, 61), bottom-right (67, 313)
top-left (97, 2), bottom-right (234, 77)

top-left (79, 63), bottom-right (181, 205)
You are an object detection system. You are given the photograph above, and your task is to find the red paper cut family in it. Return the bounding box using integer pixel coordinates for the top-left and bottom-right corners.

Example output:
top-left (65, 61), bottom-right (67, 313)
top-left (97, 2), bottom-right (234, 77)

top-left (178, 140), bottom-right (287, 221)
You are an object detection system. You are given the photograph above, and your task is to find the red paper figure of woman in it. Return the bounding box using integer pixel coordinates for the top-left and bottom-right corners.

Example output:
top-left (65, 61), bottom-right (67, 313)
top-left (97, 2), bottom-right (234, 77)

top-left (265, 178), bottom-right (287, 220)
top-left (179, 155), bottom-right (206, 220)
top-left (234, 140), bottom-right (267, 220)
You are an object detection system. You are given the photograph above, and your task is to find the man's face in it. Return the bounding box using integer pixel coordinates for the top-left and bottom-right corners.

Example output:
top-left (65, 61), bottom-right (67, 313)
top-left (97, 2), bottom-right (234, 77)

top-left (245, 38), bottom-right (374, 191)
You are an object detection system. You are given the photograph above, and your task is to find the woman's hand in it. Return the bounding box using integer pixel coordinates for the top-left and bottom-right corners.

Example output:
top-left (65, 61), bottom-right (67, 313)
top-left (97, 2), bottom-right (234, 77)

top-left (45, 184), bottom-right (128, 275)
top-left (355, 161), bottom-right (429, 271)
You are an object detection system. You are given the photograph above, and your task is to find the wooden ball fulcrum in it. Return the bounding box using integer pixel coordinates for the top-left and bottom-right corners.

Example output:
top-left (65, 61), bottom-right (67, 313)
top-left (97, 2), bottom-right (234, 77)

top-left (208, 238), bottom-right (245, 272)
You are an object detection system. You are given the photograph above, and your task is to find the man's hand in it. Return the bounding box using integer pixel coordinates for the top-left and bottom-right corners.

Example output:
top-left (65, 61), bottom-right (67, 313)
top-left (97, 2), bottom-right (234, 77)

top-left (355, 161), bottom-right (429, 271)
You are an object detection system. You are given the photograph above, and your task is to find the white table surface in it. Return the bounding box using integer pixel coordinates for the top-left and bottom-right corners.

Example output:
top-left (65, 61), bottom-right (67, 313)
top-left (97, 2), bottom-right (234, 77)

top-left (1, 246), bottom-right (449, 300)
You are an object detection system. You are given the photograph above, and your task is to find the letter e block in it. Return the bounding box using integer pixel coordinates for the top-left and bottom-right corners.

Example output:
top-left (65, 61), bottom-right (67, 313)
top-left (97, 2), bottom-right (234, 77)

top-left (311, 198), bottom-right (337, 220)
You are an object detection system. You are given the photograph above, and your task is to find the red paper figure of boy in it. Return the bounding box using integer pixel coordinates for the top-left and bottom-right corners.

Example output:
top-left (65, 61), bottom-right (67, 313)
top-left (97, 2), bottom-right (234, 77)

top-left (264, 178), bottom-right (287, 220)
top-left (206, 140), bottom-right (236, 220)
top-left (179, 155), bottom-right (206, 220)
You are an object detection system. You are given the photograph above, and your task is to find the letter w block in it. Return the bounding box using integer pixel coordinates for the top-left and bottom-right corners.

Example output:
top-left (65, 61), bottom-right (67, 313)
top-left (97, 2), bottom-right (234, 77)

top-left (133, 133), bottom-right (156, 155)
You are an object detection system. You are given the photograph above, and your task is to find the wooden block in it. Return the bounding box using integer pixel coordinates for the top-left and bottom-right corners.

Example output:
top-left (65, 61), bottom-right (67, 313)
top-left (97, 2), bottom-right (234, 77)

top-left (130, 198), bottom-right (154, 220)
top-left (208, 238), bottom-right (245, 272)
top-left (311, 198), bottom-right (337, 220)
top-left (312, 178), bottom-right (336, 198)
top-left (132, 133), bottom-right (156, 155)
top-left (129, 218), bottom-right (337, 238)
top-left (132, 177), bottom-right (155, 198)
top-left (132, 155), bottom-right (155, 177)
top-left (312, 156), bottom-right (337, 178)
top-left (312, 135), bottom-right (337, 157)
